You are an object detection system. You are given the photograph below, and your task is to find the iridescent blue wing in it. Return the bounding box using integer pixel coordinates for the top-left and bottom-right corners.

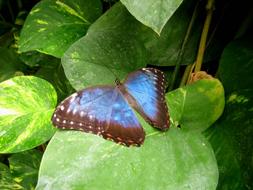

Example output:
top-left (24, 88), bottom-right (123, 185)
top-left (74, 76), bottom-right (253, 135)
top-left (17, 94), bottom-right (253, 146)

top-left (124, 68), bottom-right (169, 130)
top-left (52, 86), bottom-right (145, 146)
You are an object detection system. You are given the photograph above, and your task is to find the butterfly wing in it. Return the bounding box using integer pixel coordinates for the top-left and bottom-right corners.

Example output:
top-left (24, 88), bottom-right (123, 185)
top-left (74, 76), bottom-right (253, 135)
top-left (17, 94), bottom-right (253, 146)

top-left (52, 86), bottom-right (145, 146)
top-left (124, 68), bottom-right (169, 130)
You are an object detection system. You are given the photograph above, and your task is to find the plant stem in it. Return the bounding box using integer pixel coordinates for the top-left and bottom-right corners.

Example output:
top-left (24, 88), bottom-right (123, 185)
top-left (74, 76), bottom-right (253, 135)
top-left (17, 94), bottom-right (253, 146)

top-left (194, 0), bottom-right (215, 72)
top-left (180, 64), bottom-right (192, 86)
top-left (169, 1), bottom-right (199, 90)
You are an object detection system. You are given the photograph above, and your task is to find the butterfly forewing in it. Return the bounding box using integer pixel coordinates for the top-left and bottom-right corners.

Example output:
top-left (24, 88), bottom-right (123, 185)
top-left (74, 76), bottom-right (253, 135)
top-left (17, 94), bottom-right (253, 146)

top-left (52, 86), bottom-right (145, 146)
top-left (123, 68), bottom-right (170, 130)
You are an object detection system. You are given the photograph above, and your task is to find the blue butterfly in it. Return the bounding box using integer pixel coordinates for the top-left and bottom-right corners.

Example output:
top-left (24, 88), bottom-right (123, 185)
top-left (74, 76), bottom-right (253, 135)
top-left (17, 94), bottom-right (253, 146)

top-left (52, 68), bottom-right (169, 146)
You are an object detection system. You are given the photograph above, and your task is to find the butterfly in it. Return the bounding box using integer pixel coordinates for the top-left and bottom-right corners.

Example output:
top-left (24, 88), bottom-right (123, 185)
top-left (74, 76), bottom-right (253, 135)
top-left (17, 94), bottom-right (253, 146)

top-left (52, 68), bottom-right (170, 146)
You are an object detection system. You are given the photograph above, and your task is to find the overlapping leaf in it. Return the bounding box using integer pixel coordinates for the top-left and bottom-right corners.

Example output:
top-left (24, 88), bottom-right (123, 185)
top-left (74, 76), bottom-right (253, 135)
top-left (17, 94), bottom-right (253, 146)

top-left (121, 0), bottom-right (183, 34)
top-left (0, 76), bottom-right (57, 153)
top-left (62, 1), bottom-right (202, 88)
top-left (166, 79), bottom-right (225, 132)
top-left (19, 0), bottom-right (102, 58)
top-left (62, 3), bottom-right (147, 90)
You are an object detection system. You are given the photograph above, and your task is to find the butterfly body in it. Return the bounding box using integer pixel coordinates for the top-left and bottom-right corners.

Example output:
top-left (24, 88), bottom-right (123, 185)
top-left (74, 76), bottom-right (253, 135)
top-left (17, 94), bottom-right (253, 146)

top-left (52, 68), bottom-right (169, 146)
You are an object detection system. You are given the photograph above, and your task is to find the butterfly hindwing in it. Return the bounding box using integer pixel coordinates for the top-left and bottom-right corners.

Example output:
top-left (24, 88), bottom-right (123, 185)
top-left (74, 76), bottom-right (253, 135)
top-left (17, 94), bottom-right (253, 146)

top-left (124, 68), bottom-right (170, 130)
top-left (52, 86), bottom-right (145, 146)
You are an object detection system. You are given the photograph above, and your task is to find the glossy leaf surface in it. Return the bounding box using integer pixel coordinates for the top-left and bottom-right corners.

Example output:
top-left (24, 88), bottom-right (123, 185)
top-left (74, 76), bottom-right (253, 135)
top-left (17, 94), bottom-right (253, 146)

top-left (121, 0), bottom-right (183, 34)
top-left (62, 3), bottom-right (147, 90)
top-left (0, 76), bottom-right (57, 153)
top-left (167, 79), bottom-right (225, 132)
top-left (19, 0), bottom-right (102, 57)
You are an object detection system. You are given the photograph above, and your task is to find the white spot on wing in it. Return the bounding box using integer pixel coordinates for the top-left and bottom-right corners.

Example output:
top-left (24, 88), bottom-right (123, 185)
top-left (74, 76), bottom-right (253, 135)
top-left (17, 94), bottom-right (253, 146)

top-left (70, 121), bottom-right (74, 125)
top-left (60, 105), bottom-right (64, 111)
top-left (56, 118), bottom-right (60, 122)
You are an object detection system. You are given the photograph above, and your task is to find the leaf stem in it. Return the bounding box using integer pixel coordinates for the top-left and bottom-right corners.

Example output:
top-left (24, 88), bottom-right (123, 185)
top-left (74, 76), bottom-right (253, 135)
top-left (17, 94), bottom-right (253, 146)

top-left (169, 1), bottom-right (199, 90)
top-left (180, 64), bottom-right (193, 86)
top-left (194, 0), bottom-right (215, 72)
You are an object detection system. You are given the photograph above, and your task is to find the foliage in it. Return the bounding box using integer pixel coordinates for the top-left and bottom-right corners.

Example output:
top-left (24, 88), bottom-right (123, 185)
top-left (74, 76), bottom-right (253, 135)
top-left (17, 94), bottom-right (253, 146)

top-left (0, 0), bottom-right (252, 189)
top-left (0, 150), bottom-right (42, 189)
top-left (205, 39), bottom-right (253, 189)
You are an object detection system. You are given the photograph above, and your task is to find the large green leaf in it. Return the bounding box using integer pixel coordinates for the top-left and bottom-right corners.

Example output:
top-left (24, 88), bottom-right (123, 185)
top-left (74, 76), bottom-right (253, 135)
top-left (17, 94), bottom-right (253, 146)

top-left (36, 129), bottom-right (217, 190)
top-left (19, 0), bottom-right (102, 58)
top-left (205, 38), bottom-right (253, 189)
top-left (8, 149), bottom-right (43, 190)
top-left (61, 1), bottom-right (201, 84)
top-left (167, 79), bottom-right (225, 132)
top-left (0, 76), bottom-right (57, 153)
top-left (121, 0), bottom-right (183, 34)
top-left (36, 79), bottom-right (223, 190)
top-left (62, 3), bottom-right (147, 90)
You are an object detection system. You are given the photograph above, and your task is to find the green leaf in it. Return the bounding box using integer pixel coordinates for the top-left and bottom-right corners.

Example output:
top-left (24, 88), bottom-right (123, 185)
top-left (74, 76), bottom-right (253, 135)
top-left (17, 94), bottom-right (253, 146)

top-left (166, 79), bottom-right (225, 132)
top-left (0, 47), bottom-right (25, 82)
top-left (205, 38), bottom-right (253, 189)
top-left (206, 89), bottom-right (253, 190)
top-left (36, 78), bottom-right (223, 189)
top-left (19, 0), bottom-right (102, 58)
top-left (146, 0), bottom-right (201, 66)
top-left (8, 149), bottom-right (43, 190)
top-left (0, 163), bottom-right (23, 190)
top-left (218, 39), bottom-right (253, 94)
top-left (62, 3), bottom-right (147, 90)
top-left (36, 128), bottom-right (217, 190)
top-left (121, 0), bottom-right (184, 34)
top-left (0, 76), bottom-right (57, 153)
